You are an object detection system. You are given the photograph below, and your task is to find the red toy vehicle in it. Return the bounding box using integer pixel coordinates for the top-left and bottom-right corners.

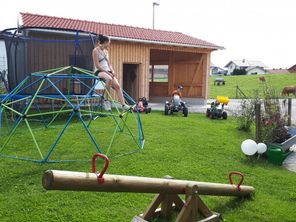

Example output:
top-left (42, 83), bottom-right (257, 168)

top-left (133, 97), bottom-right (151, 114)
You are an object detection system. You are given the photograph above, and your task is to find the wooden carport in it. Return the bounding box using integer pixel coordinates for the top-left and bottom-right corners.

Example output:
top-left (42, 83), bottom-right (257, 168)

top-left (19, 12), bottom-right (223, 103)
top-left (149, 47), bottom-right (211, 101)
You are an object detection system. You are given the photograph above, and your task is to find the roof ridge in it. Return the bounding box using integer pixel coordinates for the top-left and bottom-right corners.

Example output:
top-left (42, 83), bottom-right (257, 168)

top-left (232, 59), bottom-right (263, 62)
top-left (20, 12), bottom-right (183, 35)
top-left (20, 12), bottom-right (222, 50)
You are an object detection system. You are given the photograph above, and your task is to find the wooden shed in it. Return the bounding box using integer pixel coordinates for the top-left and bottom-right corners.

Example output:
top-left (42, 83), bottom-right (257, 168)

top-left (20, 13), bottom-right (222, 103)
top-left (288, 64), bottom-right (296, 73)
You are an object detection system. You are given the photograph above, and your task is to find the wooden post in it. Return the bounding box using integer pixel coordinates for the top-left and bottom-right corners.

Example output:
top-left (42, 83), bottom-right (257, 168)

top-left (176, 185), bottom-right (198, 222)
top-left (151, 65), bottom-right (154, 82)
top-left (175, 185), bottom-right (220, 222)
top-left (160, 176), bottom-right (175, 218)
top-left (288, 98), bottom-right (292, 126)
top-left (255, 102), bottom-right (261, 143)
top-left (142, 194), bottom-right (165, 220)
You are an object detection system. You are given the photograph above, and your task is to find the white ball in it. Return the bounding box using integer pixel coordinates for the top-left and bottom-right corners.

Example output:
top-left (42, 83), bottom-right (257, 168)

top-left (241, 139), bottom-right (257, 156)
top-left (257, 143), bottom-right (267, 154)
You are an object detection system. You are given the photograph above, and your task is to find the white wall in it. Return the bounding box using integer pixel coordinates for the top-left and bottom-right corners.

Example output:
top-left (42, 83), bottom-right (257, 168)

top-left (247, 67), bottom-right (266, 75)
top-left (0, 40), bottom-right (7, 71)
top-left (227, 63), bottom-right (236, 75)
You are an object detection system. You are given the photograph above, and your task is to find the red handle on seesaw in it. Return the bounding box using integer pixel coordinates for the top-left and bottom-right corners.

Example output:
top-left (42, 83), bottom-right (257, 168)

top-left (92, 153), bottom-right (110, 184)
top-left (229, 171), bottom-right (244, 191)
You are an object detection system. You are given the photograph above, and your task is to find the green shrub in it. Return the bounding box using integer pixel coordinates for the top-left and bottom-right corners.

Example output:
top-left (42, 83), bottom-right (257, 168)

top-left (232, 68), bottom-right (247, 75)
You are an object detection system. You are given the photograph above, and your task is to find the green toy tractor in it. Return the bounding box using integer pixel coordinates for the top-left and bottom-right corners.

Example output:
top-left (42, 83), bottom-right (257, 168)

top-left (206, 96), bottom-right (229, 120)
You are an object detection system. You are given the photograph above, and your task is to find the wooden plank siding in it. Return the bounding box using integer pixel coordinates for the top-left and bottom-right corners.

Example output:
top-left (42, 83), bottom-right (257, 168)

top-left (109, 41), bottom-right (212, 99)
top-left (148, 48), bottom-right (210, 98)
top-left (109, 41), bottom-right (150, 100)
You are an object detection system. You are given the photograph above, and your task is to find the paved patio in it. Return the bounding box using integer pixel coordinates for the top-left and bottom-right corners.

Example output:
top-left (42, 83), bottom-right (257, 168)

top-left (283, 150), bottom-right (296, 172)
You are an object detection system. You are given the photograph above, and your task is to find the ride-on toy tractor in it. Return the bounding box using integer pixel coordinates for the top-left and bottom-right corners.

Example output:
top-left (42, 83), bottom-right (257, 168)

top-left (206, 96), bottom-right (229, 120)
top-left (164, 85), bottom-right (188, 117)
top-left (134, 97), bottom-right (151, 114)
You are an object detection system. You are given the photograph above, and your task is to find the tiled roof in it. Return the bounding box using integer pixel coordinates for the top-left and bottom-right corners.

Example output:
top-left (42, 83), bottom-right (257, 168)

top-left (225, 60), bottom-right (267, 68)
top-left (20, 12), bottom-right (222, 50)
top-left (288, 64), bottom-right (296, 72)
top-left (266, 69), bottom-right (290, 74)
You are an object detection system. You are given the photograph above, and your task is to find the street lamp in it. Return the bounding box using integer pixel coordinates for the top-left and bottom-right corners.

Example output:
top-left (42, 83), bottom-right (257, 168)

top-left (153, 2), bottom-right (160, 29)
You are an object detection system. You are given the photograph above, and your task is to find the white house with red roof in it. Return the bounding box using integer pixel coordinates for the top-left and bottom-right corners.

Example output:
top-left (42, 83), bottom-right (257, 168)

top-left (225, 59), bottom-right (267, 75)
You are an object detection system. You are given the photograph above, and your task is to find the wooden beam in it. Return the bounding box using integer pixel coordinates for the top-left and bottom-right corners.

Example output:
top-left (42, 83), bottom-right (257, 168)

top-left (175, 60), bottom-right (201, 64)
top-left (161, 195), bottom-right (174, 217)
top-left (173, 83), bottom-right (203, 87)
top-left (202, 53), bottom-right (211, 99)
top-left (187, 55), bottom-right (204, 96)
top-left (196, 195), bottom-right (213, 218)
top-left (142, 194), bottom-right (165, 220)
top-left (43, 170), bottom-right (247, 222)
top-left (43, 170), bottom-right (255, 197)
top-left (168, 51), bottom-right (175, 96)
top-left (288, 98), bottom-right (292, 126)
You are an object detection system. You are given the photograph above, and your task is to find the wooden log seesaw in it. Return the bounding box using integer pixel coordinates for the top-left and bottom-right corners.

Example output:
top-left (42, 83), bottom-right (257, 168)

top-left (42, 153), bottom-right (255, 222)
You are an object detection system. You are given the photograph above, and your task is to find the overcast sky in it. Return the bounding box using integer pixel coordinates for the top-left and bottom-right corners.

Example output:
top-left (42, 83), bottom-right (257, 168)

top-left (1, 0), bottom-right (296, 69)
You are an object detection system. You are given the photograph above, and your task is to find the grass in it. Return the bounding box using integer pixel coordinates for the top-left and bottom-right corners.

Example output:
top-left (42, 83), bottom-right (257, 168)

top-left (209, 73), bottom-right (296, 99)
top-left (0, 112), bottom-right (296, 221)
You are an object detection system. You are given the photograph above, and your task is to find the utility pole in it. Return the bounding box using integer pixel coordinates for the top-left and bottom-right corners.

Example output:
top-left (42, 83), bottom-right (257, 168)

top-left (153, 2), bottom-right (160, 29)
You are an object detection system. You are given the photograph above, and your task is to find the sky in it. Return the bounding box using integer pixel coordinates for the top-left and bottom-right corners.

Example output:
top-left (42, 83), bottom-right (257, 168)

top-left (1, 0), bottom-right (296, 69)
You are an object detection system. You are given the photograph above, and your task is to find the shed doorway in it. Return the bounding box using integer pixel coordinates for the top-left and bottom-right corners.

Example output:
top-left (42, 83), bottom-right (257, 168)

top-left (123, 64), bottom-right (139, 101)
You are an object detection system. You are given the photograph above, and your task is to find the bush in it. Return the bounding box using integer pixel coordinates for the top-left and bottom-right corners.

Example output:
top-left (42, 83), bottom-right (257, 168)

top-left (232, 68), bottom-right (247, 75)
top-left (234, 83), bottom-right (290, 142)
top-left (235, 99), bottom-right (256, 131)
top-left (260, 83), bottom-right (290, 143)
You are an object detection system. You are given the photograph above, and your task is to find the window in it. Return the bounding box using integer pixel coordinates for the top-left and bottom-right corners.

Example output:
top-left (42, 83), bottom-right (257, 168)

top-left (149, 65), bottom-right (168, 82)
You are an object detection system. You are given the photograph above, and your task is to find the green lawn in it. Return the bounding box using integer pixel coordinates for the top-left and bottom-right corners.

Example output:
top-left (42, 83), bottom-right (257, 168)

top-left (209, 73), bottom-right (296, 99)
top-left (0, 112), bottom-right (296, 221)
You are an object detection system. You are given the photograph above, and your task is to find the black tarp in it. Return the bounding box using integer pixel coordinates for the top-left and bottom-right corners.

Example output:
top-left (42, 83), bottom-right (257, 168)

top-left (0, 27), bottom-right (97, 93)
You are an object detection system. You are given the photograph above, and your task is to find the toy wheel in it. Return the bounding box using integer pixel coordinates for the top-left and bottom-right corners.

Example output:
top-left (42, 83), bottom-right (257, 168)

top-left (146, 107), bottom-right (151, 114)
top-left (164, 105), bottom-right (169, 115)
top-left (183, 106), bottom-right (188, 117)
top-left (206, 108), bottom-right (211, 117)
top-left (211, 111), bottom-right (215, 119)
top-left (222, 111), bottom-right (227, 120)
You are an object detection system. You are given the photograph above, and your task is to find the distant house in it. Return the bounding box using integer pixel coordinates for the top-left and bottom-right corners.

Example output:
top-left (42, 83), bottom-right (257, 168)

top-left (224, 59), bottom-right (267, 75)
top-left (210, 63), bottom-right (226, 76)
top-left (266, 68), bottom-right (290, 74)
top-left (288, 64), bottom-right (296, 73)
